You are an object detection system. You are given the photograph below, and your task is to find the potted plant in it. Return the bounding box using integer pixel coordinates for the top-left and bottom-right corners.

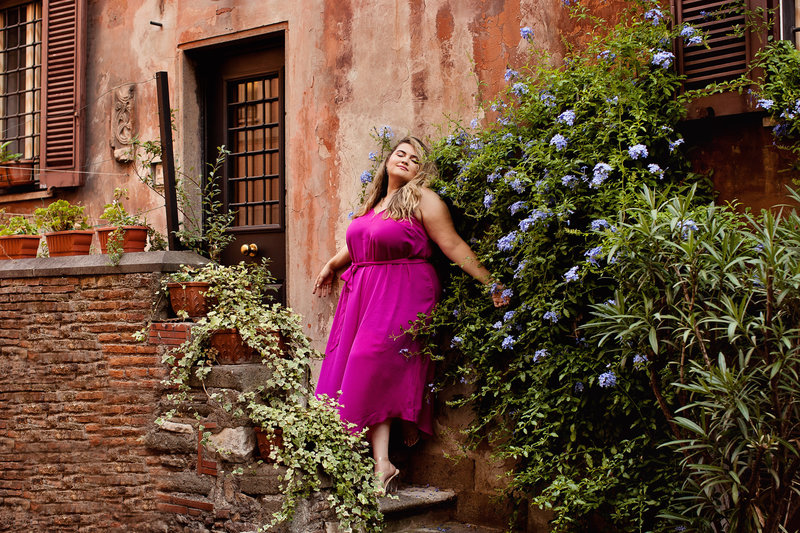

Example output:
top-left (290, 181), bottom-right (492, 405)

top-left (0, 141), bottom-right (30, 188)
top-left (0, 212), bottom-right (40, 259)
top-left (33, 199), bottom-right (93, 256)
top-left (96, 188), bottom-right (149, 264)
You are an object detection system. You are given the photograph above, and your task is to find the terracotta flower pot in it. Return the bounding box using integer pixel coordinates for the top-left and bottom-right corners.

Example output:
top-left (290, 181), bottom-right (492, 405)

top-left (167, 281), bottom-right (211, 317)
top-left (254, 427), bottom-right (283, 462)
top-left (208, 328), bottom-right (258, 364)
top-left (208, 328), bottom-right (287, 364)
top-left (0, 234), bottom-right (41, 259)
top-left (44, 230), bottom-right (94, 257)
top-left (96, 225), bottom-right (148, 253)
top-left (0, 161), bottom-right (35, 188)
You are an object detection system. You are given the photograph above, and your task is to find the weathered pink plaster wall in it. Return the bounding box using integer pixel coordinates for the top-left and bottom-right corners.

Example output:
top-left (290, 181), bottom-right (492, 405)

top-left (61, 0), bottom-right (571, 353)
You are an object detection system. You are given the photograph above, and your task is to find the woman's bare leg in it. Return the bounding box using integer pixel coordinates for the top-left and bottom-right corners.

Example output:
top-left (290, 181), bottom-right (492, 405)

top-left (370, 419), bottom-right (398, 491)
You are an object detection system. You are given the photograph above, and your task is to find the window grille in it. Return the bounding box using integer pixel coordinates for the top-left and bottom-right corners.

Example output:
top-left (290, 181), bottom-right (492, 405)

top-left (0, 1), bottom-right (41, 161)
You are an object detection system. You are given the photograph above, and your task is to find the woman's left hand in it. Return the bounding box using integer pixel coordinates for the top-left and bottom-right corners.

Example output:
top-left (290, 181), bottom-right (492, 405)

top-left (491, 283), bottom-right (510, 307)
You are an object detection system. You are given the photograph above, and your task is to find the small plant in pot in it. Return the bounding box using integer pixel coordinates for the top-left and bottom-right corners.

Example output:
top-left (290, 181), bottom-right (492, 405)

top-left (33, 199), bottom-right (93, 257)
top-left (0, 141), bottom-right (31, 188)
top-left (0, 211), bottom-right (41, 259)
top-left (97, 187), bottom-right (150, 265)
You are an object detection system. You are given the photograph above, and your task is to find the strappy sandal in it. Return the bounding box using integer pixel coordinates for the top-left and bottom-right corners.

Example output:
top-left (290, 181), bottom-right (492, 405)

top-left (377, 466), bottom-right (400, 496)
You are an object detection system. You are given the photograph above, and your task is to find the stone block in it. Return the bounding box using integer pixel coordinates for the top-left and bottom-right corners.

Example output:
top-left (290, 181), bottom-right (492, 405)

top-left (143, 427), bottom-right (196, 453)
top-left (188, 364), bottom-right (273, 392)
top-left (156, 472), bottom-right (214, 495)
top-left (454, 490), bottom-right (516, 530)
top-left (238, 467), bottom-right (283, 496)
top-left (404, 450), bottom-right (474, 491)
top-left (527, 501), bottom-right (554, 533)
top-left (208, 427), bottom-right (255, 462)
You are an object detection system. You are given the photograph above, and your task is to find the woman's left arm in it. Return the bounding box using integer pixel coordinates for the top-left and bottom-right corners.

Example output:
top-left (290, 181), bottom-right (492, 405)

top-left (418, 189), bottom-right (508, 307)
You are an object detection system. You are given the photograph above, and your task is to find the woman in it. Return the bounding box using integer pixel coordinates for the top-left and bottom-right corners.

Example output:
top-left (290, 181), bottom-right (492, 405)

top-left (313, 135), bottom-right (506, 493)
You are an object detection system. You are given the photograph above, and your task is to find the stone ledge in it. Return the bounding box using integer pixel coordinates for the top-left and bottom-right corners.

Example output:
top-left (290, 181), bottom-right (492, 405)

top-left (0, 250), bottom-right (209, 279)
top-left (380, 485), bottom-right (456, 515)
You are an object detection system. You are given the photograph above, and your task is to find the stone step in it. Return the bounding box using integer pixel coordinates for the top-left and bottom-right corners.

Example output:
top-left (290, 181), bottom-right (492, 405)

top-left (379, 485), bottom-right (501, 533)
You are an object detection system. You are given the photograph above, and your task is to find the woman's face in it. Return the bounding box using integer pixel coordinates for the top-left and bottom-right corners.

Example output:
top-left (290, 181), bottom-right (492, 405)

top-left (386, 142), bottom-right (420, 183)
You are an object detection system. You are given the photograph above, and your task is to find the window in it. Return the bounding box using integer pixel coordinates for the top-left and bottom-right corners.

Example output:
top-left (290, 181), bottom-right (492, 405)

top-left (0, 0), bottom-right (85, 188)
top-left (0, 1), bottom-right (41, 162)
top-left (675, 0), bottom-right (780, 118)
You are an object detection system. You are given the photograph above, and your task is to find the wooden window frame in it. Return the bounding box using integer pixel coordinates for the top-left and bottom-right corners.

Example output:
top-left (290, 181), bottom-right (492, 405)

top-left (675, 0), bottom-right (779, 120)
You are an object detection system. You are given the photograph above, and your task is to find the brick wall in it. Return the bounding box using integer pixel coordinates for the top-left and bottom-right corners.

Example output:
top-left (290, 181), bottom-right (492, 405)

top-left (0, 253), bottom-right (336, 533)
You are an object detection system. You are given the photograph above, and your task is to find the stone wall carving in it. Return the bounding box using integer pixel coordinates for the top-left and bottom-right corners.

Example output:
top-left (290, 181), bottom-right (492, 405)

top-left (111, 84), bottom-right (135, 163)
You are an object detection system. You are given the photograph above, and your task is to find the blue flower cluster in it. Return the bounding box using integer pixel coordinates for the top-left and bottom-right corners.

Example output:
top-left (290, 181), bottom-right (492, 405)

top-left (503, 310), bottom-right (515, 322)
top-left (678, 219), bottom-right (699, 240)
top-left (550, 134), bottom-right (568, 151)
top-left (519, 210), bottom-right (551, 231)
top-left (680, 25), bottom-right (703, 46)
top-left (668, 138), bottom-right (685, 152)
top-left (598, 370), bottom-right (617, 388)
top-left (360, 170), bottom-right (373, 184)
top-left (497, 231), bottom-right (518, 252)
top-left (483, 192), bottom-right (494, 209)
top-left (378, 125), bottom-right (394, 139)
top-left (597, 50), bottom-right (616, 62)
top-left (368, 151), bottom-right (378, 161)
top-left (628, 144), bottom-right (648, 160)
top-left (450, 336), bottom-right (463, 348)
top-left (647, 163), bottom-right (664, 178)
top-left (590, 162), bottom-right (612, 188)
top-left (564, 265), bottom-right (580, 282)
top-left (557, 109), bottom-right (576, 126)
top-left (505, 68), bottom-right (519, 82)
top-left (533, 348), bottom-right (548, 362)
top-left (561, 174), bottom-right (577, 188)
top-left (757, 98), bottom-right (775, 110)
top-left (633, 353), bottom-right (648, 369)
top-left (502, 335), bottom-right (516, 350)
top-left (512, 82), bottom-right (529, 97)
top-left (644, 8), bottom-right (663, 26)
top-left (520, 26), bottom-right (534, 41)
top-left (513, 260), bottom-right (528, 279)
top-left (487, 170), bottom-right (501, 183)
top-left (584, 246), bottom-right (603, 266)
top-left (651, 51), bottom-right (675, 69)
top-left (590, 218), bottom-right (611, 231)
top-left (509, 201), bottom-right (527, 214)
top-left (543, 311), bottom-right (559, 323)
top-left (509, 177), bottom-right (526, 193)
top-left (540, 91), bottom-right (556, 107)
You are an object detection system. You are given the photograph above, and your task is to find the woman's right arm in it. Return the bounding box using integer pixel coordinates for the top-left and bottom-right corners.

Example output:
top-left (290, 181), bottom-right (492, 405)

top-left (313, 245), bottom-right (351, 297)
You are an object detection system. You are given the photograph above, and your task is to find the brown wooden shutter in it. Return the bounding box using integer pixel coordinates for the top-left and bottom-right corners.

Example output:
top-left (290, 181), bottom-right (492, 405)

top-left (39, 0), bottom-right (86, 187)
top-left (675, 0), bottom-right (773, 119)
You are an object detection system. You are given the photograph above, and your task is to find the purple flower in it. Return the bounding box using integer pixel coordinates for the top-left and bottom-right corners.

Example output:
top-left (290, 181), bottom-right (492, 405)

top-left (590, 219), bottom-right (610, 231)
top-left (470, 118), bottom-right (479, 129)
top-left (503, 310), bottom-right (515, 322)
top-left (633, 354), bottom-right (648, 369)
top-left (533, 348), bottom-right (549, 362)
top-left (505, 68), bottom-right (519, 82)
top-left (540, 91), bottom-right (556, 107)
top-left (512, 82), bottom-right (529, 97)
top-left (680, 25), bottom-right (696, 38)
top-left (497, 231), bottom-right (518, 252)
top-left (574, 381), bottom-right (584, 393)
top-left (550, 134), bottom-right (568, 151)
top-left (557, 110), bottom-right (576, 126)
top-left (585, 246), bottom-right (603, 266)
top-left (502, 335), bottom-right (516, 350)
top-left (757, 98), bottom-right (775, 110)
top-left (509, 201), bottom-right (527, 214)
top-left (597, 50), bottom-right (616, 61)
top-left (487, 171), bottom-right (501, 183)
top-left (543, 311), bottom-right (559, 323)
top-left (450, 336), bottom-right (463, 348)
top-left (678, 219), bottom-right (699, 239)
top-left (378, 125), bottom-right (394, 139)
top-left (561, 174), bottom-right (577, 188)
top-left (509, 178), bottom-right (525, 194)
top-left (598, 371), bottom-right (617, 388)
top-left (502, 287), bottom-right (513, 299)
top-left (669, 138), bottom-right (685, 152)
top-left (591, 163), bottom-right (612, 188)
top-left (360, 170), bottom-right (373, 184)
top-left (651, 51), bottom-right (675, 69)
top-left (564, 265), bottom-right (580, 282)
top-left (368, 151), bottom-right (378, 161)
top-left (520, 26), bottom-right (534, 41)
top-left (687, 35), bottom-right (703, 46)
top-left (647, 163), bottom-right (664, 178)
top-left (483, 192), bottom-right (494, 209)
top-left (644, 8), bottom-right (663, 26)
top-left (514, 260), bottom-right (528, 279)
top-left (493, 321), bottom-right (503, 329)
top-left (628, 144), bottom-right (648, 160)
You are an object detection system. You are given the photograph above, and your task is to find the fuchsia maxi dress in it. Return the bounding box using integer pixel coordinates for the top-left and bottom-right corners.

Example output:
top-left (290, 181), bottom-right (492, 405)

top-left (315, 208), bottom-right (441, 436)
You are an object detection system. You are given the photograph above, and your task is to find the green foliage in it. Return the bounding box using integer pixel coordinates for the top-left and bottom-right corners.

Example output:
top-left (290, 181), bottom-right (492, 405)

top-left (398, 2), bottom-right (719, 530)
top-left (158, 261), bottom-right (383, 531)
top-left (101, 187), bottom-right (144, 226)
top-left (130, 137), bottom-right (235, 261)
top-left (588, 186), bottom-right (800, 532)
top-left (0, 212), bottom-right (38, 236)
top-left (33, 199), bottom-right (90, 232)
top-left (0, 141), bottom-right (22, 163)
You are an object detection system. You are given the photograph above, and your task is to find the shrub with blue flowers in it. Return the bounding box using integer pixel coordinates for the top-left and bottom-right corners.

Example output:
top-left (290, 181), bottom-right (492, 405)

top-left (414, 1), bottom-right (716, 530)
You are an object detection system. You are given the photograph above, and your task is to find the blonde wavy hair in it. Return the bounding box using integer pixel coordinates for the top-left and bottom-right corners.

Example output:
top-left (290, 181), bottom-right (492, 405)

top-left (356, 136), bottom-right (438, 221)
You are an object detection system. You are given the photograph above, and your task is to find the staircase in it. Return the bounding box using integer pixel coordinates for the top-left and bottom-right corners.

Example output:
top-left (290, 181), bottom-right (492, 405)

top-left (379, 485), bottom-right (504, 533)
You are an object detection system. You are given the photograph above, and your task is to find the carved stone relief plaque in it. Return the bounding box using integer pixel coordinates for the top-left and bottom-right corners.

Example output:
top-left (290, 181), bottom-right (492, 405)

top-left (111, 84), bottom-right (135, 163)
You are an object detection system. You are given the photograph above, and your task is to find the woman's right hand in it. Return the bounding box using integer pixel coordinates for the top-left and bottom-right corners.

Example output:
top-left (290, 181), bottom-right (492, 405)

top-left (313, 264), bottom-right (336, 297)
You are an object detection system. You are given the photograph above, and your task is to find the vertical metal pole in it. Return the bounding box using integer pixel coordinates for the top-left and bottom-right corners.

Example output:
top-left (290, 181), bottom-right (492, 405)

top-left (156, 71), bottom-right (182, 251)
